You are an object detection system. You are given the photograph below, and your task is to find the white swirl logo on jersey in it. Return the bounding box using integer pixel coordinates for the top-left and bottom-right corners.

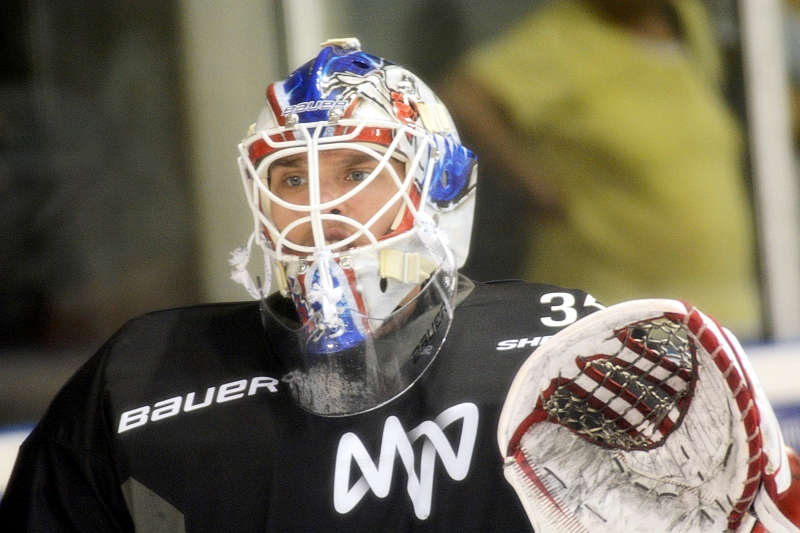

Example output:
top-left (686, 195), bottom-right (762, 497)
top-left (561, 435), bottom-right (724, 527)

top-left (333, 402), bottom-right (479, 519)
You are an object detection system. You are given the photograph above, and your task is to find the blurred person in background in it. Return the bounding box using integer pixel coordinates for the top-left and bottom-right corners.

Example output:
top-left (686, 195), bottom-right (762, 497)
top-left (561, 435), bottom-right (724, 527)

top-left (782, 0), bottom-right (800, 145)
top-left (440, 0), bottom-right (763, 340)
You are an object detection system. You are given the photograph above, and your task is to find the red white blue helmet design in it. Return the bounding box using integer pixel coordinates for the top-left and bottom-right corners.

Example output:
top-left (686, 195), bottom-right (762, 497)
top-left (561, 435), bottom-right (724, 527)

top-left (231, 38), bottom-right (476, 415)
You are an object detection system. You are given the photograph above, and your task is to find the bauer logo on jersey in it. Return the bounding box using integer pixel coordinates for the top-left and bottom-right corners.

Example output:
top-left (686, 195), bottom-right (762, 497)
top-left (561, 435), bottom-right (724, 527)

top-left (333, 403), bottom-right (479, 520)
top-left (116, 376), bottom-right (280, 433)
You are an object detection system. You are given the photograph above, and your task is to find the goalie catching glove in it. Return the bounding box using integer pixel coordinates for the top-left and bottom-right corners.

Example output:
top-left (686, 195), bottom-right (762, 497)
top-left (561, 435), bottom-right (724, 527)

top-left (497, 299), bottom-right (800, 532)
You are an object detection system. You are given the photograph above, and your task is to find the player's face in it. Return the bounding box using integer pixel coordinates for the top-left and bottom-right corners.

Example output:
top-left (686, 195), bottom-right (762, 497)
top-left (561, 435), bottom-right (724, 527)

top-left (267, 148), bottom-right (404, 252)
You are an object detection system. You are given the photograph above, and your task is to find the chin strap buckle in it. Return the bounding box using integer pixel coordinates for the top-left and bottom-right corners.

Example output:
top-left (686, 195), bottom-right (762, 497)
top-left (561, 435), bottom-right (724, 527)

top-left (379, 248), bottom-right (437, 284)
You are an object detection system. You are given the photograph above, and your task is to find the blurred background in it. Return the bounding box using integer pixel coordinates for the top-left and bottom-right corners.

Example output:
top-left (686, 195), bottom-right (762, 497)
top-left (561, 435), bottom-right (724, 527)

top-left (2, 0), bottom-right (800, 492)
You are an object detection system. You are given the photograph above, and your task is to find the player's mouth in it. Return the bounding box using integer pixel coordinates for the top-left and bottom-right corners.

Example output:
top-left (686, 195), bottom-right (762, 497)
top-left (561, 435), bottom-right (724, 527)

top-left (280, 225), bottom-right (368, 254)
top-left (323, 226), bottom-right (353, 244)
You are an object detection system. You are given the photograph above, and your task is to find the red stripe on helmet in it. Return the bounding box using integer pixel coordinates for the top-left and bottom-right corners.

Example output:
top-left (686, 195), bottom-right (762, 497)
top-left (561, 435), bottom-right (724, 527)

top-left (248, 131), bottom-right (298, 166)
top-left (248, 127), bottom-right (395, 167)
top-left (266, 83), bottom-right (286, 127)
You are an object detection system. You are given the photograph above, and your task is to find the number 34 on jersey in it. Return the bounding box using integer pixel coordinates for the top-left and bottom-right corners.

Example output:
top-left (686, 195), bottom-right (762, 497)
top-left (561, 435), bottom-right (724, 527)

top-left (496, 292), bottom-right (603, 351)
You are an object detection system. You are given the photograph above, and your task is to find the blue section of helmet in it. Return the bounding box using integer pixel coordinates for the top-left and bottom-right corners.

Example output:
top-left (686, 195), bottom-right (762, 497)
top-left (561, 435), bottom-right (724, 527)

top-left (304, 265), bottom-right (366, 354)
top-left (428, 137), bottom-right (476, 208)
top-left (282, 45), bottom-right (387, 123)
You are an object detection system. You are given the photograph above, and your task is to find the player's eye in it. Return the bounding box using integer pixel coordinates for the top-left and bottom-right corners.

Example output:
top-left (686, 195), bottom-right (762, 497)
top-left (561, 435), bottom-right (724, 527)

top-left (346, 169), bottom-right (371, 182)
top-left (284, 175), bottom-right (307, 187)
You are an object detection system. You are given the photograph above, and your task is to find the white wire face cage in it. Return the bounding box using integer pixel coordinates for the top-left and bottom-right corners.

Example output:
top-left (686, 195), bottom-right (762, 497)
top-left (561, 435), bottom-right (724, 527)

top-left (235, 117), bottom-right (475, 318)
top-left (240, 118), bottom-right (428, 260)
top-left (228, 40), bottom-right (477, 415)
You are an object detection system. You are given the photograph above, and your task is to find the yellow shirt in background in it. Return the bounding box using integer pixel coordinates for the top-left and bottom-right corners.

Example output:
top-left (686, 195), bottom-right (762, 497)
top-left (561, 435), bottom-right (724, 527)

top-left (463, 0), bottom-right (761, 338)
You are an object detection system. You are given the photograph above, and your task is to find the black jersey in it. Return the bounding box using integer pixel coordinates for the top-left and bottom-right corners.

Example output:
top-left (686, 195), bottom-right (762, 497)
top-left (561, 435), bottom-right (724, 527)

top-left (1, 279), bottom-right (602, 532)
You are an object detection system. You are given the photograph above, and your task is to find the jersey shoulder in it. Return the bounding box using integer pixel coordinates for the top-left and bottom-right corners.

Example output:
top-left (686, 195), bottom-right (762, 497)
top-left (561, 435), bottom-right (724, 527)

top-left (105, 300), bottom-right (264, 362)
top-left (114, 300), bottom-right (262, 343)
top-left (461, 278), bottom-right (602, 312)
top-left (449, 278), bottom-right (604, 355)
top-left (32, 302), bottom-right (267, 440)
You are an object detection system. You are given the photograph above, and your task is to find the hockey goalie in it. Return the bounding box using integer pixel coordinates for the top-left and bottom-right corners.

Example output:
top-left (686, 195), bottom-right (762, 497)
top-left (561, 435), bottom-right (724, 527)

top-left (498, 299), bottom-right (800, 532)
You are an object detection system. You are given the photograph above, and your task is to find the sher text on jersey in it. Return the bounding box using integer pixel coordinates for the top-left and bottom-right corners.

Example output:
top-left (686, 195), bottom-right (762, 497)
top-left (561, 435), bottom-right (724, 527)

top-left (496, 336), bottom-right (552, 351)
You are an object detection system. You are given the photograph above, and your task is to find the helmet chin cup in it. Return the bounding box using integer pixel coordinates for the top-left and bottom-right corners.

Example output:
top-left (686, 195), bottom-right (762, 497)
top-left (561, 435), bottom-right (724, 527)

top-left (264, 264), bottom-right (459, 417)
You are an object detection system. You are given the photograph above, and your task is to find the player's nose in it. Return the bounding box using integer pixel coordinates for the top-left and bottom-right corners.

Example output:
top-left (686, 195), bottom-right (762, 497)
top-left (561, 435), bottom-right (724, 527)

top-left (317, 173), bottom-right (348, 213)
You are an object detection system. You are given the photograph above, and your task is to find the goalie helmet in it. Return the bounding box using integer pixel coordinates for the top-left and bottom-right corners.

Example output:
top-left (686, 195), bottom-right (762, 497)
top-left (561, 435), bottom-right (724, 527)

top-left (231, 38), bottom-right (477, 416)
